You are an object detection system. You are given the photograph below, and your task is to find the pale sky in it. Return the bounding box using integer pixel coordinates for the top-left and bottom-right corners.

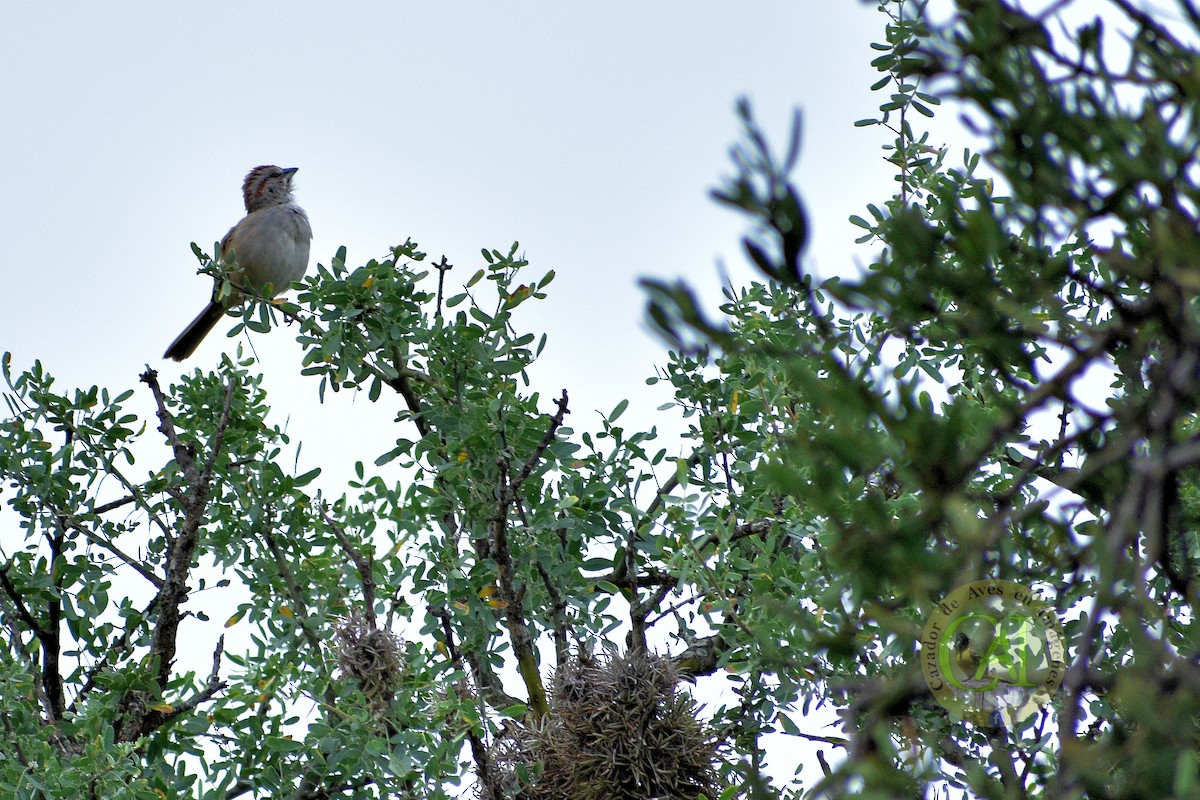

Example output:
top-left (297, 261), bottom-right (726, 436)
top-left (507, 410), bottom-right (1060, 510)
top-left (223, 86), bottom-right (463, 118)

top-left (1, 3), bottom-right (897, 406)
top-left (1, 2), bottom-right (918, 792)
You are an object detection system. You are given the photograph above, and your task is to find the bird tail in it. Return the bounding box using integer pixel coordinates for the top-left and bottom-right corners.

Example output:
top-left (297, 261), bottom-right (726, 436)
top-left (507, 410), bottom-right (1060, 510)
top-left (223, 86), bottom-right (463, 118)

top-left (163, 302), bottom-right (226, 361)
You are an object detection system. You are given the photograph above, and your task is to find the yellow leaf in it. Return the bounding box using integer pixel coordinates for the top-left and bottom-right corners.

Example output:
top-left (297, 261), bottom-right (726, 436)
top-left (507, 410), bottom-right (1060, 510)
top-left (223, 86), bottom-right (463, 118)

top-left (457, 450), bottom-right (469, 463)
top-left (362, 276), bottom-right (376, 289)
top-left (478, 585), bottom-right (498, 598)
top-left (278, 605), bottom-right (294, 618)
top-left (487, 599), bottom-right (509, 609)
top-left (224, 611), bottom-right (244, 628)
top-left (454, 601), bottom-right (470, 612)
top-left (436, 641), bottom-right (448, 656)
top-left (730, 390), bottom-right (739, 414)
top-left (151, 703), bottom-right (174, 713)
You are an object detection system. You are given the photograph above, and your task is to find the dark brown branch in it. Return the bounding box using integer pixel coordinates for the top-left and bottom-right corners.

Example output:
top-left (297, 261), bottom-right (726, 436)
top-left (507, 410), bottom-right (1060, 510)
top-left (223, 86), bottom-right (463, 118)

top-left (322, 506), bottom-right (376, 626)
top-left (622, 513), bottom-right (646, 655)
top-left (490, 454), bottom-right (549, 718)
top-left (0, 562), bottom-right (41, 635)
top-left (116, 636), bottom-right (228, 743)
top-left (44, 517), bottom-right (65, 720)
top-left (433, 255), bottom-right (453, 319)
top-left (59, 511), bottom-right (164, 589)
top-left (603, 566), bottom-right (677, 590)
top-left (479, 396), bottom-right (572, 718)
top-left (510, 390), bottom-right (569, 491)
top-left (430, 605), bottom-right (498, 796)
top-left (262, 529), bottom-right (327, 673)
top-left (163, 636), bottom-right (228, 721)
top-left (0, 713), bottom-right (30, 769)
top-left (91, 494), bottom-right (136, 515)
top-left (387, 345), bottom-right (432, 440)
top-left (601, 518), bottom-right (776, 590)
top-left (70, 596), bottom-right (158, 715)
top-left (697, 518), bottom-right (776, 552)
top-left (463, 647), bottom-right (525, 712)
top-left (141, 368), bottom-right (235, 692)
top-left (629, 583), bottom-right (672, 656)
top-left (535, 560), bottom-right (571, 667)
top-left (610, 451), bottom-right (705, 588)
top-left (0, 563), bottom-right (55, 718)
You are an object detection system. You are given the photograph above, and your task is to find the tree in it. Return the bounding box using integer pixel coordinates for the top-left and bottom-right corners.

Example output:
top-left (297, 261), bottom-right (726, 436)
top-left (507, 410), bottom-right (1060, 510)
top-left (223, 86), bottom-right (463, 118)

top-left (4, 1), bottom-right (1200, 798)
top-left (653, 0), bottom-right (1200, 795)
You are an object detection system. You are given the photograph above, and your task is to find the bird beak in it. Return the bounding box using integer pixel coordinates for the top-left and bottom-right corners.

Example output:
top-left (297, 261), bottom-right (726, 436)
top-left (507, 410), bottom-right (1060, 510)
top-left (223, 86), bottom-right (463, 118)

top-left (283, 167), bottom-right (299, 178)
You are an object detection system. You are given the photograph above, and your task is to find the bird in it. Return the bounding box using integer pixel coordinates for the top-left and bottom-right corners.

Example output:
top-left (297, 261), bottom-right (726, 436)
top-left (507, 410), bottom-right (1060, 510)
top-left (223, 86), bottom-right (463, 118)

top-left (163, 165), bottom-right (312, 361)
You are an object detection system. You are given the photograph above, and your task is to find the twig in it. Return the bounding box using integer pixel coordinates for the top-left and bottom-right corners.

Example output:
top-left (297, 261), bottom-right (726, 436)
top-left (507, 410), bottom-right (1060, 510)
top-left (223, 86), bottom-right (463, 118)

top-left (433, 255), bottom-right (453, 320)
top-left (510, 390), bottom-right (569, 491)
top-left (323, 506), bottom-right (376, 626)
top-left (57, 510), bottom-right (164, 589)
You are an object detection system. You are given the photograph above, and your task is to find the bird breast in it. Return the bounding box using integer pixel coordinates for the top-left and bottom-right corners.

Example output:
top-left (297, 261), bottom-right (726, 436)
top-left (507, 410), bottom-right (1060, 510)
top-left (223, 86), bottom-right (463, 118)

top-left (222, 204), bottom-right (312, 295)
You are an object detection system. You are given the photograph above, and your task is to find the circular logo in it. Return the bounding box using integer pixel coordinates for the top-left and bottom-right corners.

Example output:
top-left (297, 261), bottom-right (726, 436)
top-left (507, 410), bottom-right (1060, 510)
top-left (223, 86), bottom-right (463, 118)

top-left (921, 580), bottom-right (1066, 727)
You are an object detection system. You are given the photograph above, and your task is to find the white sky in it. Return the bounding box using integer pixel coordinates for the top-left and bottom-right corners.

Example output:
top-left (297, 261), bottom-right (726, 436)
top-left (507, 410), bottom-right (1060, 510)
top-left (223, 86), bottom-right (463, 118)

top-left (0, 3), bottom-right (899, 409)
top-left (0, 2), bottom-right (933, 793)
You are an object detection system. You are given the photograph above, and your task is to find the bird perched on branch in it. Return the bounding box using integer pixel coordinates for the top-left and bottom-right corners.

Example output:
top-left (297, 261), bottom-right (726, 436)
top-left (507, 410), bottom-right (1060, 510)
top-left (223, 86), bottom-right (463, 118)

top-left (164, 165), bottom-right (312, 361)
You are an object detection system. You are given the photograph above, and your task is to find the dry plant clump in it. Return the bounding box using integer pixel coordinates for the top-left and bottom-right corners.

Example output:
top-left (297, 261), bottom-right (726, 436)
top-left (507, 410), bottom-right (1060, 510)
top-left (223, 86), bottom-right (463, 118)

top-left (335, 613), bottom-right (405, 711)
top-left (490, 651), bottom-right (726, 800)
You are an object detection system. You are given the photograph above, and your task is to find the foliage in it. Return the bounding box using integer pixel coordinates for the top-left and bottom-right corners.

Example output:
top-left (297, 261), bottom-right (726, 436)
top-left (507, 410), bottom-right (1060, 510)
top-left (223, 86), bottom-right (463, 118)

top-left (0, 228), bottom-right (741, 799)
top-left (648, 0), bottom-right (1200, 797)
top-left (5, 1), bottom-right (1200, 798)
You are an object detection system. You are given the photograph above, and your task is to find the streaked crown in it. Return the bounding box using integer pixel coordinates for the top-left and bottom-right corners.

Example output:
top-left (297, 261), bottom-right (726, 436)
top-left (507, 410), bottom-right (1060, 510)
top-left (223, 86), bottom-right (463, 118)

top-left (242, 165), bottom-right (298, 213)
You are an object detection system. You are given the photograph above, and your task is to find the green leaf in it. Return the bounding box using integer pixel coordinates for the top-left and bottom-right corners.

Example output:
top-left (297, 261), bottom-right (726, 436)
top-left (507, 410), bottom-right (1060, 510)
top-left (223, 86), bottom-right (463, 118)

top-left (494, 360), bottom-right (525, 375)
top-left (265, 736), bottom-right (306, 753)
top-left (292, 467), bottom-right (322, 487)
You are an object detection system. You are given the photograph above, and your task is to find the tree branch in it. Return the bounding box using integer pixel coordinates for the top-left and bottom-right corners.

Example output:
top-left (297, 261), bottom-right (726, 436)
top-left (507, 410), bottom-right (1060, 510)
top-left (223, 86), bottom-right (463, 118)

top-left (141, 368), bottom-right (235, 692)
top-left (323, 506), bottom-right (376, 626)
